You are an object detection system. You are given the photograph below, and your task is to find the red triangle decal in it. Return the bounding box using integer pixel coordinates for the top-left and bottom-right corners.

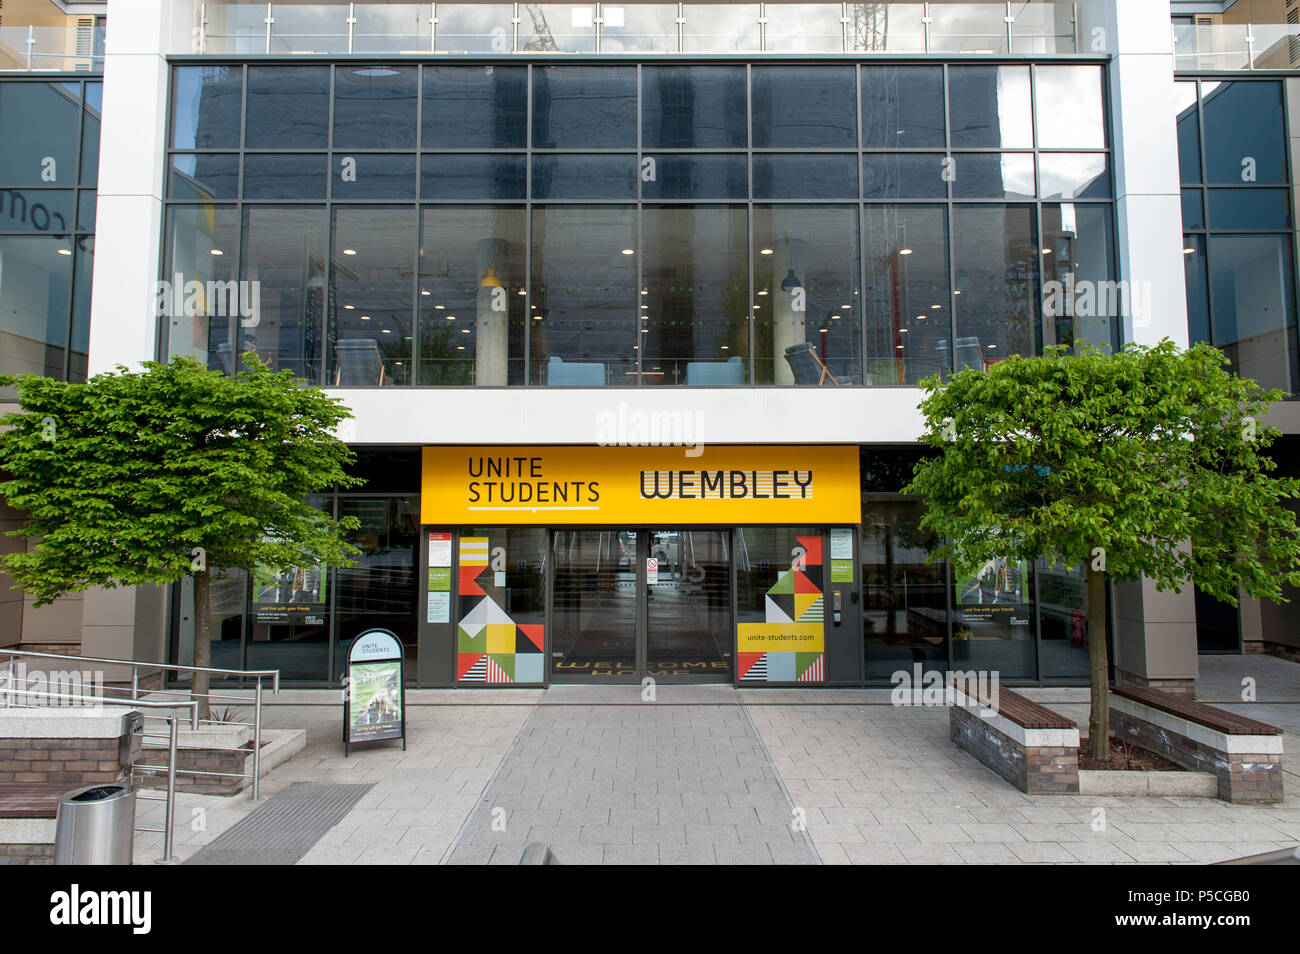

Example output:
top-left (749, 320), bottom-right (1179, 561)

top-left (456, 653), bottom-right (485, 680)
top-left (792, 570), bottom-right (821, 594)
top-left (459, 565), bottom-right (484, 595)
top-left (796, 535), bottom-right (823, 566)
top-left (738, 653), bottom-right (764, 679)
top-left (518, 624), bottom-right (545, 651)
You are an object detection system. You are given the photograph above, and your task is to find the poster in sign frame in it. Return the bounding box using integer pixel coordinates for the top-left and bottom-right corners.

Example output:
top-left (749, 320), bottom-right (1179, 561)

top-left (343, 628), bottom-right (407, 756)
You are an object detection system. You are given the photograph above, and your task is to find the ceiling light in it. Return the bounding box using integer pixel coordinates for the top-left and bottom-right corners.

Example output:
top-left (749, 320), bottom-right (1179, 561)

top-left (445, 314), bottom-right (456, 320)
top-left (342, 249), bottom-right (356, 255)
top-left (831, 314), bottom-right (841, 320)
top-left (899, 248), bottom-right (913, 256)
top-left (896, 344), bottom-right (904, 349)
top-left (518, 289), bottom-right (527, 295)
top-left (818, 327), bottom-right (828, 334)
top-left (931, 304), bottom-right (942, 309)
top-left (210, 249), bottom-right (223, 256)
top-left (621, 248), bottom-right (634, 255)
top-left (420, 289), bottom-right (430, 296)
top-left (456, 345), bottom-right (465, 350)
top-left (760, 248), bottom-right (774, 256)
top-left (899, 328), bottom-right (909, 334)
top-left (757, 290), bottom-right (769, 296)
top-left (435, 304), bottom-right (445, 310)
top-left (381, 329), bottom-right (391, 334)
top-left (57, 248), bottom-right (72, 256)
top-left (1042, 248), bottom-right (1053, 254)
top-left (360, 315), bottom-right (370, 320)
top-left (954, 290), bottom-right (962, 295)
top-left (1183, 247), bottom-right (1195, 255)
top-left (533, 314), bottom-right (543, 320)
top-left (987, 344), bottom-right (998, 349)
top-left (721, 345), bottom-right (729, 350)
top-left (460, 328), bottom-right (470, 334)
top-left (343, 304), bottom-right (355, 310)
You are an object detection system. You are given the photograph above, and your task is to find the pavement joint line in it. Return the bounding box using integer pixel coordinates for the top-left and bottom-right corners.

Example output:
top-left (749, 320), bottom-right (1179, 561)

top-left (741, 702), bottom-right (823, 866)
top-left (438, 704), bottom-right (539, 866)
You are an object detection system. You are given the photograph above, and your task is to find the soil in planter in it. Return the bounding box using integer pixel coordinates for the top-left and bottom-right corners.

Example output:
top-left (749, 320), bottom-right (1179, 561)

top-left (1079, 735), bottom-right (1184, 772)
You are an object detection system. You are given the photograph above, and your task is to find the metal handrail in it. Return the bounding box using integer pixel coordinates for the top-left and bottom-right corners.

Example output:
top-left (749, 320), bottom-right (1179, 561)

top-left (0, 687), bottom-right (196, 862)
top-left (0, 647), bottom-right (280, 801)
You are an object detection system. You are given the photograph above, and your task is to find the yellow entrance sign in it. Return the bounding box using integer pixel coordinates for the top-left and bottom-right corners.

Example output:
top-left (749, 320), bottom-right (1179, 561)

top-left (737, 622), bottom-right (824, 654)
top-left (421, 445), bottom-right (860, 525)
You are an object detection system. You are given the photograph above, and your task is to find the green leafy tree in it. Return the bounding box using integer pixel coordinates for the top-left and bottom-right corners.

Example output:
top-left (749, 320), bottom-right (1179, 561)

top-left (904, 341), bottom-right (1300, 760)
top-left (0, 356), bottom-right (361, 720)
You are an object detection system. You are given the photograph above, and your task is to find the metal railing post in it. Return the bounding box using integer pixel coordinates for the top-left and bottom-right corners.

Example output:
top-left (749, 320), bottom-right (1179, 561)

top-left (25, 25), bottom-right (34, 70)
top-left (265, 2), bottom-right (273, 55)
top-left (131, 668), bottom-right (139, 701)
top-left (161, 715), bottom-right (178, 864)
top-left (252, 677), bottom-right (264, 801)
top-left (347, 2), bottom-right (356, 54)
top-left (1247, 22), bottom-right (1256, 70)
top-left (922, 2), bottom-right (931, 54)
top-left (1005, 1), bottom-right (1013, 53)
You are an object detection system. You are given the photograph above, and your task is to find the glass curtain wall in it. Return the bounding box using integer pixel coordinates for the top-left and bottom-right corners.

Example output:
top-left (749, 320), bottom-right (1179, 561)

top-left (163, 61), bottom-right (1114, 385)
top-left (0, 78), bottom-right (100, 383)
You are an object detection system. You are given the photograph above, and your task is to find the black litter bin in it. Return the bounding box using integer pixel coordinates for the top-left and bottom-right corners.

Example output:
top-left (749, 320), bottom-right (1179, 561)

top-left (53, 783), bottom-right (136, 865)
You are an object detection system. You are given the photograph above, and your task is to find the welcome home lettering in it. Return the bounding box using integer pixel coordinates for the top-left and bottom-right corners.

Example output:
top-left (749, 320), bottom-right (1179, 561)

top-left (640, 469), bottom-right (813, 500)
top-left (466, 456), bottom-right (600, 504)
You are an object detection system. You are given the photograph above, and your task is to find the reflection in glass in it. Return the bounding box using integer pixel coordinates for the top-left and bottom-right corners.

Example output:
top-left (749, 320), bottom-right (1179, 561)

top-left (1034, 66), bottom-right (1105, 149)
top-left (421, 155), bottom-right (527, 199)
top-left (753, 154), bottom-right (858, 199)
top-left (269, 4), bottom-right (348, 54)
top-left (600, 4), bottom-right (679, 53)
top-left (1040, 204), bottom-right (1117, 355)
top-left (1174, 81), bottom-right (1201, 185)
top-left (929, 2), bottom-right (1009, 53)
top-left (174, 570), bottom-right (247, 673)
top-left (862, 154), bottom-right (947, 199)
top-left (646, 529), bottom-right (732, 677)
top-left (763, 4), bottom-right (845, 53)
top-left (531, 155), bottom-right (636, 199)
top-left (552, 529), bottom-right (638, 678)
top-left (1201, 80), bottom-right (1287, 184)
top-left (170, 154), bottom-right (239, 200)
top-left (532, 66), bottom-right (636, 149)
top-left (752, 66), bottom-right (856, 148)
top-left (69, 238), bottom-right (92, 383)
top-left (754, 205), bottom-right (860, 386)
top-left (246, 66), bottom-right (330, 149)
top-left (1207, 188), bottom-right (1291, 231)
top-left (243, 154), bottom-right (327, 199)
top-left (1181, 189), bottom-right (1204, 230)
top-left (332, 154), bottom-right (417, 199)
top-left (435, 4), bottom-right (517, 53)
top-left (1183, 233), bottom-right (1210, 344)
top-left (641, 66), bottom-right (747, 149)
top-left (353, 4), bottom-right (431, 53)
top-left (0, 82), bottom-right (81, 183)
top-left (1038, 153), bottom-right (1110, 199)
top-left (333, 65), bottom-right (418, 149)
top-left (81, 82), bottom-right (102, 186)
top-left (641, 155), bottom-right (747, 199)
top-left (641, 206), bottom-right (749, 386)
top-left (951, 153), bottom-right (1036, 199)
top-left (417, 206), bottom-right (526, 386)
top-left (521, 4), bottom-right (596, 52)
top-left (422, 66), bottom-right (527, 149)
top-left (241, 206), bottom-right (329, 381)
top-left (170, 66), bottom-right (241, 150)
top-left (862, 500), bottom-right (947, 680)
top-left (952, 556), bottom-right (1036, 680)
top-left (531, 205), bottom-right (636, 385)
top-left (949, 65), bottom-right (1032, 148)
top-left (162, 205), bottom-right (241, 375)
top-left (863, 205), bottom-right (950, 386)
top-left (1209, 234), bottom-right (1297, 391)
top-left (1037, 559), bottom-right (1092, 679)
top-left (0, 235), bottom-right (72, 378)
top-left (682, 4), bottom-right (760, 52)
top-left (848, 3), bottom-right (925, 52)
top-left (334, 496), bottom-right (419, 677)
top-left (860, 66), bottom-right (945, 148)
top-left (953, 205), bottom-right (1040, 365)
top-left (329, 207), bottom-right (417, 386)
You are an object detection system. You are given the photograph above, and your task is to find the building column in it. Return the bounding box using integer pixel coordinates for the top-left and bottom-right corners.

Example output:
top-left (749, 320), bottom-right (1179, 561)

top-left (1105, 0), bottom-right (1199, 693)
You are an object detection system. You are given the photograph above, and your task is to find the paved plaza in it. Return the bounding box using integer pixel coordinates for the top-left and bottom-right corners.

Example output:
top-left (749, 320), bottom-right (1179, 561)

top-left (131, 656), bottom-right (1300, 865)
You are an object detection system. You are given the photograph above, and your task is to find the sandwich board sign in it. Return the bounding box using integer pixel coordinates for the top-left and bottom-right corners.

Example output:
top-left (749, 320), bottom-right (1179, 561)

top-left (344, 628), bottom-right (406, 756)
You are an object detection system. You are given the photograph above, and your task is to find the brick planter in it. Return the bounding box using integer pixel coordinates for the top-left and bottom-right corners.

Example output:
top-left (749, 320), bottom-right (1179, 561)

top-left (949, 689), bottom-right (1080, 795)
top-left (0, 708), bottom-right (136, 786)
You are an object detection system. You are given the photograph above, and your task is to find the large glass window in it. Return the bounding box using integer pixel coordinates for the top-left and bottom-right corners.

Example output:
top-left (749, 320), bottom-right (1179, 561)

top-left (862, 499), bottom-right (946, 680)
top-left (1201, 80), bottom-right (1287, 184)
top-left (334, 495), bottom-right (420, 676)
top-left (0, 235), bottom-right (73, 378)
top-left (171, 67), bottom-right (242, 150)
top-left (952, 555), bottom-right (1036, 680)
top-left (754, 205), bottom-right (861, 386)
top-left (532, 65), bottom-right (636, 149)
top-left (245, 66), bottom-right (330, 149)
top-left (162, 205), bottom-right (242, 374)
top-left (422, 65), bottom-right (527, 149)
top-left (948, 65), bottom-right (1033, 149)
top-left (1040, 204), bottom-right (1118, 355)
top-left (1209, 235), bottom-right (1297, 391)
top-left (752, 66), bottom-right (856, 148)
top-left (860, 66), bottom-right (945, 148)
top-left (952, 205), bottom-right (1040, 366)
top-left (641, 205), bottom-right (749, 385)
top-left (641, 66), bottom-right (747, 149)
top-left (333, 65), bottom-right (418, 150)
top-left (241, 207), bottom-right (329, 381)
top-left (417, 206), bottom-right (527, 385)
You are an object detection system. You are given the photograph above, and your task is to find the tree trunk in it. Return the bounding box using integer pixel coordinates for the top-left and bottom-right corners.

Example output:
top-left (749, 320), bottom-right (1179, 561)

top-left (1085, 564), bottom-right (1110, 761)
top-left (192, 568), bottom-right (212, 724)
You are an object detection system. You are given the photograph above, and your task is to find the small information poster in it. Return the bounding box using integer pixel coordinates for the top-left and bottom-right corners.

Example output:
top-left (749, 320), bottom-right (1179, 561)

top-left (646, 557), bottom-right (658, 585)
top-left (830, 528), bottom-right (854, 583)
top-left (426, 566), bottom-right (451, 623)
top-left (345, 629), bottom-right (406, 755)
top-left (428, 532), bottom-right (452, 568)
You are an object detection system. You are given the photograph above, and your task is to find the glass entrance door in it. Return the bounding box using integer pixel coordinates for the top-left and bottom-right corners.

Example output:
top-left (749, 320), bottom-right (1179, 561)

top-left (550, 528), bottom-right (733, 682)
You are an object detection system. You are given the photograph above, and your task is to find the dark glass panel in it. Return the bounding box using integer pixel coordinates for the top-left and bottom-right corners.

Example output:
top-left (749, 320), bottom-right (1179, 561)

top-left (421, 65), bottom-right (527, 149)
top-left (532, 66), bottom-right (637, 149)
top-left (329, 206), bottom-right (417, 386)
top-left (420, 155), bottom-right (527, 200)
top-left (531, 155), bottom-right (637, 200)
top-left (1037, 153), bottom-right (1110, 199)
top-left (1034, 65), bottom-right (1105, 149)
top-left (530, 205), bottom-right (637, 385)
top-left (1181, 189), bottom-right (1204, 230)
top-left (948, 65), bottom-right (1033, 149)
top-left (77, 191), bottom-right (96, 232)
top-left (171, 66), bottom-right (242, 150)
top-left (241, 206), bottom-right (329, 382)
top-left (951, 153), bottom-right (1035, 200)
top-left (860, 66), bottom-right (945, 148)
top-left (552, 529), bottom-right (638, 678)
top-left (332, 154), bottom-right (417, 199)
top-left (0, 189), bottom-right (75, 234)
top-left (245, 66), bottom-right (331, 149)
top-left (1207, 188), bottom-right (1291, 231)
top-left (641, 66), bottom-right (748, 149)
top-left (161, 205), bottom-right (242, 375)
top-left (952, 558), bottom-right (1037, 680)
top-left (754, 205), bottom-right (861, 386)
top-left (344, 448), bottom-right (423, 493)
top-left (753, 154), bottom-right (858, 200)
top-left (1209, 233), bottom-right (1297, 390)
top-left (952, 204), bottom-right (1040, 364)
top-left (862, 154), bottom-right (948, 199)
top-left (862, 205), bottom-right (950, 386)
top-left (862, 500), bottom-right (947, 680)
top-left (333, 65), bottom-right (418, 149)
top-left (1202, 80), bottom-right (1287, 184)
top-left (1174, 81), bottom-right (1201, 185)
top-left (0, 235), bottom-right (73, 378)
top-left (417, 206), bottom-right (527, 385)
top-left (751, 66), bottom-right (856, 148)
top-left (0, 82), bottom-right (81, 184)
top-left (645, 528), bottom-right (732, 679)
top-left (1040, 204), bottom-right (1118, 355)
top-left (1183, 233), bottom-right (1210, 344)
top-left (334, 495), bottom-right (420, 676)
top-left (69, 237), bottom-right (93, 383)
top-left (641, 155), bottom-right (748, 200)
top-left (169, 153), bottom-right (239, 200)
top-left (1037, 559), bottom-right (1094, 680)
top-left (641, 205), bottom-right (749, 386)
top-left (243, 154), bottom-right (328, 200)
top-left (81, 82), bottom-right (102, 185)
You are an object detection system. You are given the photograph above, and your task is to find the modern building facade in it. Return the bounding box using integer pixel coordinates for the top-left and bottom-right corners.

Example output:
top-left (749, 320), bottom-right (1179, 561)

top-left (0, 0), bottom-right (1296, 689)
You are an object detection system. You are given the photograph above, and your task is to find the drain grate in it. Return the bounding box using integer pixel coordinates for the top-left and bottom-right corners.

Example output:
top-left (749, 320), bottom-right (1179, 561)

top-left (185, 782), bottom-right (374, 865)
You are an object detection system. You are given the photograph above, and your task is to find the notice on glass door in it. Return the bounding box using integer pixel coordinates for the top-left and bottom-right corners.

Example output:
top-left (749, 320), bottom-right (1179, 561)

top-left (427, 565), bottom-right (451, 623)
top-left (428, 532), bottom-right (452, 568)
top-left (830, 528), bottom-right (854, 583)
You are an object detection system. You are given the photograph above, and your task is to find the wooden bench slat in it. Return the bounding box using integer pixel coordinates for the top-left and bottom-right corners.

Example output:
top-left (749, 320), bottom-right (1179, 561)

top-left (0, 783), bottom-right (68, 819)
top-left (959, 686), bottom-right (1075, 730)
top-left (1113, 686), bottom-right (1282, 736)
